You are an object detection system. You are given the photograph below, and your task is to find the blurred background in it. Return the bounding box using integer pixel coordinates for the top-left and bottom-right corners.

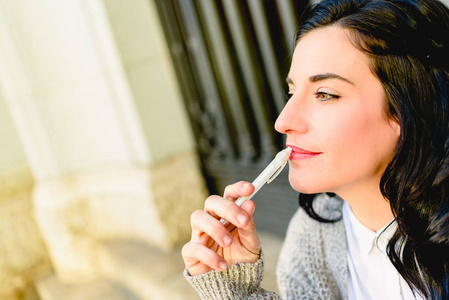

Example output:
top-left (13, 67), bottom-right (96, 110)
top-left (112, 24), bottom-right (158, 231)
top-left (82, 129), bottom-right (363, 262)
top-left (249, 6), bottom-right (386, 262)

top-left (3, 0), bottom-right (447, 299)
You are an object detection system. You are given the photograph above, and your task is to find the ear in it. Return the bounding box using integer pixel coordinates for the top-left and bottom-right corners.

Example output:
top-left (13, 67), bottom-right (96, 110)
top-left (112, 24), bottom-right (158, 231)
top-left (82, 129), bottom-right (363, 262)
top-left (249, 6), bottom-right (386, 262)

top-left (389, 119), bottom-right (401, 137)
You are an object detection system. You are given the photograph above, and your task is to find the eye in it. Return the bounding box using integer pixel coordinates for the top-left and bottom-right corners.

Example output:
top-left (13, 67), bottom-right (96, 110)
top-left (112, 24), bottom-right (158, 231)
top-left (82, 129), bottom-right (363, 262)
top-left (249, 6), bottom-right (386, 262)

top-left (314, 91), bottom-right (341, 102)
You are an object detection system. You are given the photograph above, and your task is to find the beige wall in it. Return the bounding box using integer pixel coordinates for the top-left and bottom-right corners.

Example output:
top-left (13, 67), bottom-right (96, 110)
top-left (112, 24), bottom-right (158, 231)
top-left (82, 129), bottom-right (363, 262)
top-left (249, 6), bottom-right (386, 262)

top-left (0, 95), bottom-right (27, 175)
top-left (102, 0), bottom-right (195, 164)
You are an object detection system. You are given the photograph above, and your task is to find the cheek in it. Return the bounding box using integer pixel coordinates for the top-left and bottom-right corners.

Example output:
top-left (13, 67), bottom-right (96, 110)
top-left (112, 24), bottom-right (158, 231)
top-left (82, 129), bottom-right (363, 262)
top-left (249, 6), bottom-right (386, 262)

top-left (314, 111), bottom-right (363, 155)
top-left (326, 112), bottom-right (398, 173)
top-left (287, 101), bottom-right (398, 194)
top-left (329, 116), bottom-right (368, 150)
top-left (315, 107), bottom-right (392, 165)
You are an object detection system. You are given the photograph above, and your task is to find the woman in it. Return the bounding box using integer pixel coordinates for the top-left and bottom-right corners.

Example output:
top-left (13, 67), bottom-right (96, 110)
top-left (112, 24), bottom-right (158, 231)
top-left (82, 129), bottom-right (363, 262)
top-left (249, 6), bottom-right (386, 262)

top-left (182, 0), bottom-right (449, 299)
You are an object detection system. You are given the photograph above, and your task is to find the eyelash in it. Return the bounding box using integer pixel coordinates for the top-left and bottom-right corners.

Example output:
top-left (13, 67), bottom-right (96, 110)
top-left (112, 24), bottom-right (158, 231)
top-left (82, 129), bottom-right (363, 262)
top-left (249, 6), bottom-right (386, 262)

top-left (314, 92), bottom-right (341, 101)
top-left (283, 91), bottom-right (341, 102)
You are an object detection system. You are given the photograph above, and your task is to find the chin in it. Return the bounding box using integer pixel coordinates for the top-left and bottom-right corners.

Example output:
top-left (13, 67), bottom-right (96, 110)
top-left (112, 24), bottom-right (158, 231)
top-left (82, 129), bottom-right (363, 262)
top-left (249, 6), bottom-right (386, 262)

top-left (288, 177), bottom-right (321, 194)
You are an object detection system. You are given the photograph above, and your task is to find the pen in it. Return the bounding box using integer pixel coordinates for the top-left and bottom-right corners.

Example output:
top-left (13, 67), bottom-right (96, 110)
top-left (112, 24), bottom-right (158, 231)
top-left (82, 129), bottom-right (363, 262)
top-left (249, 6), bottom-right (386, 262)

top-left (220, 147), bottom-right (292, 225)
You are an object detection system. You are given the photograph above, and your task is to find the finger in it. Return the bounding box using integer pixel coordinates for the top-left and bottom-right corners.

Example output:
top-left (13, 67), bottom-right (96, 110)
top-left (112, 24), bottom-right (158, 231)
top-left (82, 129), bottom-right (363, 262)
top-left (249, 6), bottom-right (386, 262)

top-left (204, 195), bottom-right (251, 228)
top-left (239, 200), bottom-right (259, 230)
top-left (190, 210), bottom-right (233, 248)
top-left (223, 181), bottom-right (255, 201)
top-left (241, 199), bottom-right (256, 223)
top-left (182, 241), bottom-right (228, 276)
top-left (236, 200), bottom-right (260, 254)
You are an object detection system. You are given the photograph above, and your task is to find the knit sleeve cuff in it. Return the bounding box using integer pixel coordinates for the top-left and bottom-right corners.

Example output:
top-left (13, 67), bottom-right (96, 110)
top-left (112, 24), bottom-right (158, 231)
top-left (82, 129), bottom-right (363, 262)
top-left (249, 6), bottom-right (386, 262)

top-left (184, 252), bottom-right (264, 300)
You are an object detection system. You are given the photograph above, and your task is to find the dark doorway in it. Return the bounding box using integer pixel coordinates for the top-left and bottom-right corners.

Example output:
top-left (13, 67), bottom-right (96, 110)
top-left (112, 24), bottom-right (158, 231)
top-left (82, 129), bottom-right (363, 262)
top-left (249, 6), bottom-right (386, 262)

top-left (153, 0), bottom-right (310, 236)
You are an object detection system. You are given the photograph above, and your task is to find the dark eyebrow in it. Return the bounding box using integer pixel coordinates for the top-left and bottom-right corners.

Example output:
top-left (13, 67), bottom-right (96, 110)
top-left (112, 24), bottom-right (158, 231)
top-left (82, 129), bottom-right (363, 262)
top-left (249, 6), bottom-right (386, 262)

top-left (309, 73), bottom-right (354, 85)
top-left (286, 73), bottom-right (354, 86)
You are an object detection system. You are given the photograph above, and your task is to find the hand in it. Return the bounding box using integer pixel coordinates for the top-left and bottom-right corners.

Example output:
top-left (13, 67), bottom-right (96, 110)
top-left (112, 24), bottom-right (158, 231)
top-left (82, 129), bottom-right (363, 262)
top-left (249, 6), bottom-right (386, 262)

top-left (182, 181), bottom-right (261, 276)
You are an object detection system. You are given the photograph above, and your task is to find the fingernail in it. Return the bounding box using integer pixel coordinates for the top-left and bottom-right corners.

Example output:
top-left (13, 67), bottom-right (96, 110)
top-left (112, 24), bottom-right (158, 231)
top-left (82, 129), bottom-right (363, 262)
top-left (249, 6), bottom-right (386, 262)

top-left (219, 261), bottom-right (228, 270)
top-left (238, 213), bottom-right (248, 224)
top-left (242, 183), bottom-right (250, 189)
top-left (223, 235), bottom-right (232, 247)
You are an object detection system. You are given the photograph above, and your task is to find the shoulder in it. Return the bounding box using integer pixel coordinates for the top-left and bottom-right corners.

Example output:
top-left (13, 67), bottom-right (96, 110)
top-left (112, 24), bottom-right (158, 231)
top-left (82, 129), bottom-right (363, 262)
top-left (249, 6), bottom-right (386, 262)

top-left (276, 193), bottom-right (347, 299)
top-left (280, 193), bottom-right (344, 257)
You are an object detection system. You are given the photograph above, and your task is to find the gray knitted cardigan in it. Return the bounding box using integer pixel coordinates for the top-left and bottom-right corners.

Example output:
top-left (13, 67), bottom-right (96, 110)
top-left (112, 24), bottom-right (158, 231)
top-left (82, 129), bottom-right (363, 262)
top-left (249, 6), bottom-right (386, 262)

top-left (184, 194), bottom-right (348, 299)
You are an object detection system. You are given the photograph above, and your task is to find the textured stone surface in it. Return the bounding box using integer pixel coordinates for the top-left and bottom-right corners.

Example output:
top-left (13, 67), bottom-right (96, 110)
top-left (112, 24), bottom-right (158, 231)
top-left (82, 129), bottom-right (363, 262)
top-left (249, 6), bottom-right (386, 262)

top-left (0, 169), bottom-right (51, 299)
top-left (150, 152), bottom-right (208, 249)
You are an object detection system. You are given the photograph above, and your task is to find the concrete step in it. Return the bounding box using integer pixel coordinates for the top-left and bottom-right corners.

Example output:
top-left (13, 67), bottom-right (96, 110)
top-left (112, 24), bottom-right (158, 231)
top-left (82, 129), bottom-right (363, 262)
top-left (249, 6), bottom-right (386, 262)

top-left (36, 275), bottom-right (140, 300)
top-left (258, 231), bottom-right (283, 293)
top-left (35, 231), bottom-right (283, 300)
top-left (98, 239), bottom-right (197, 300)
top-left (98, 231), bottom-right (282, 299)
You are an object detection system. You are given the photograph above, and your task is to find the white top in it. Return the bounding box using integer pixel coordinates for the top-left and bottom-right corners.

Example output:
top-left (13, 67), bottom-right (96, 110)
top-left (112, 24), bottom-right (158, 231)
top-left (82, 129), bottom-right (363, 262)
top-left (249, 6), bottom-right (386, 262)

top-left (343, 202), bottom-right (423, 300)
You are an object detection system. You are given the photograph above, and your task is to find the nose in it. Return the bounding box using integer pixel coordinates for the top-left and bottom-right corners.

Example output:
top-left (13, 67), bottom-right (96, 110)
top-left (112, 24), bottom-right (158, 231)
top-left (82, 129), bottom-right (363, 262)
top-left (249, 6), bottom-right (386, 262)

top-left (274, 96), bottom-right (309, 134)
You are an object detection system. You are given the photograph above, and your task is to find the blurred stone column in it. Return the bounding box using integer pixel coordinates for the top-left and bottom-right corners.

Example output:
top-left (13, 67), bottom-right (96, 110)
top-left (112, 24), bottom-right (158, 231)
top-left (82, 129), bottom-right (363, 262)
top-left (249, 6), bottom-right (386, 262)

top-left (0, 0), bottom-right (206, 283)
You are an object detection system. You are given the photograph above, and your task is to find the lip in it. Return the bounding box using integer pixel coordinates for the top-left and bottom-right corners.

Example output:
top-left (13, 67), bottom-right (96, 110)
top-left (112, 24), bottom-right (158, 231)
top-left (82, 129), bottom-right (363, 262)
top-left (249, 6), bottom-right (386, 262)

top-left (287, 144), bottom-right (322, 160)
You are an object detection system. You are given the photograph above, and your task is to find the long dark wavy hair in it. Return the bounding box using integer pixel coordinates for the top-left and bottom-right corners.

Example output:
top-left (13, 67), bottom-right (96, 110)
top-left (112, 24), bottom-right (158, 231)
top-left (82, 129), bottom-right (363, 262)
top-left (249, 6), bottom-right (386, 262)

top-left (296, 0), bottom-right (449, 298)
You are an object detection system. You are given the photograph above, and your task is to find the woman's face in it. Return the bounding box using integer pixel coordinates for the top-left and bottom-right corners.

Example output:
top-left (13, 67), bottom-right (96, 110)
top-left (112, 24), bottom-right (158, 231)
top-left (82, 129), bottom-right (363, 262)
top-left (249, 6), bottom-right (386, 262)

top-left (275, 26), bottom-right (400, 196)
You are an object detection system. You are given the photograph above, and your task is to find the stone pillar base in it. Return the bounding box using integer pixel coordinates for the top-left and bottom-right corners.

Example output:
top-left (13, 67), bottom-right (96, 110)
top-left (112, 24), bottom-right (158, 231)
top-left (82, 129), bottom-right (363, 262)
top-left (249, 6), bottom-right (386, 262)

top-left (33, 152), bottom-right (207, 283)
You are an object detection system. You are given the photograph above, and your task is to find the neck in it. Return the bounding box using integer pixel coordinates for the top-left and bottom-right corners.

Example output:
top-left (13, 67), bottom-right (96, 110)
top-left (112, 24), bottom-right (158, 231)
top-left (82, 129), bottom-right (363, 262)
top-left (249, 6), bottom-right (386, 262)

top-left (335, 183), bottom-right (394, 232)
